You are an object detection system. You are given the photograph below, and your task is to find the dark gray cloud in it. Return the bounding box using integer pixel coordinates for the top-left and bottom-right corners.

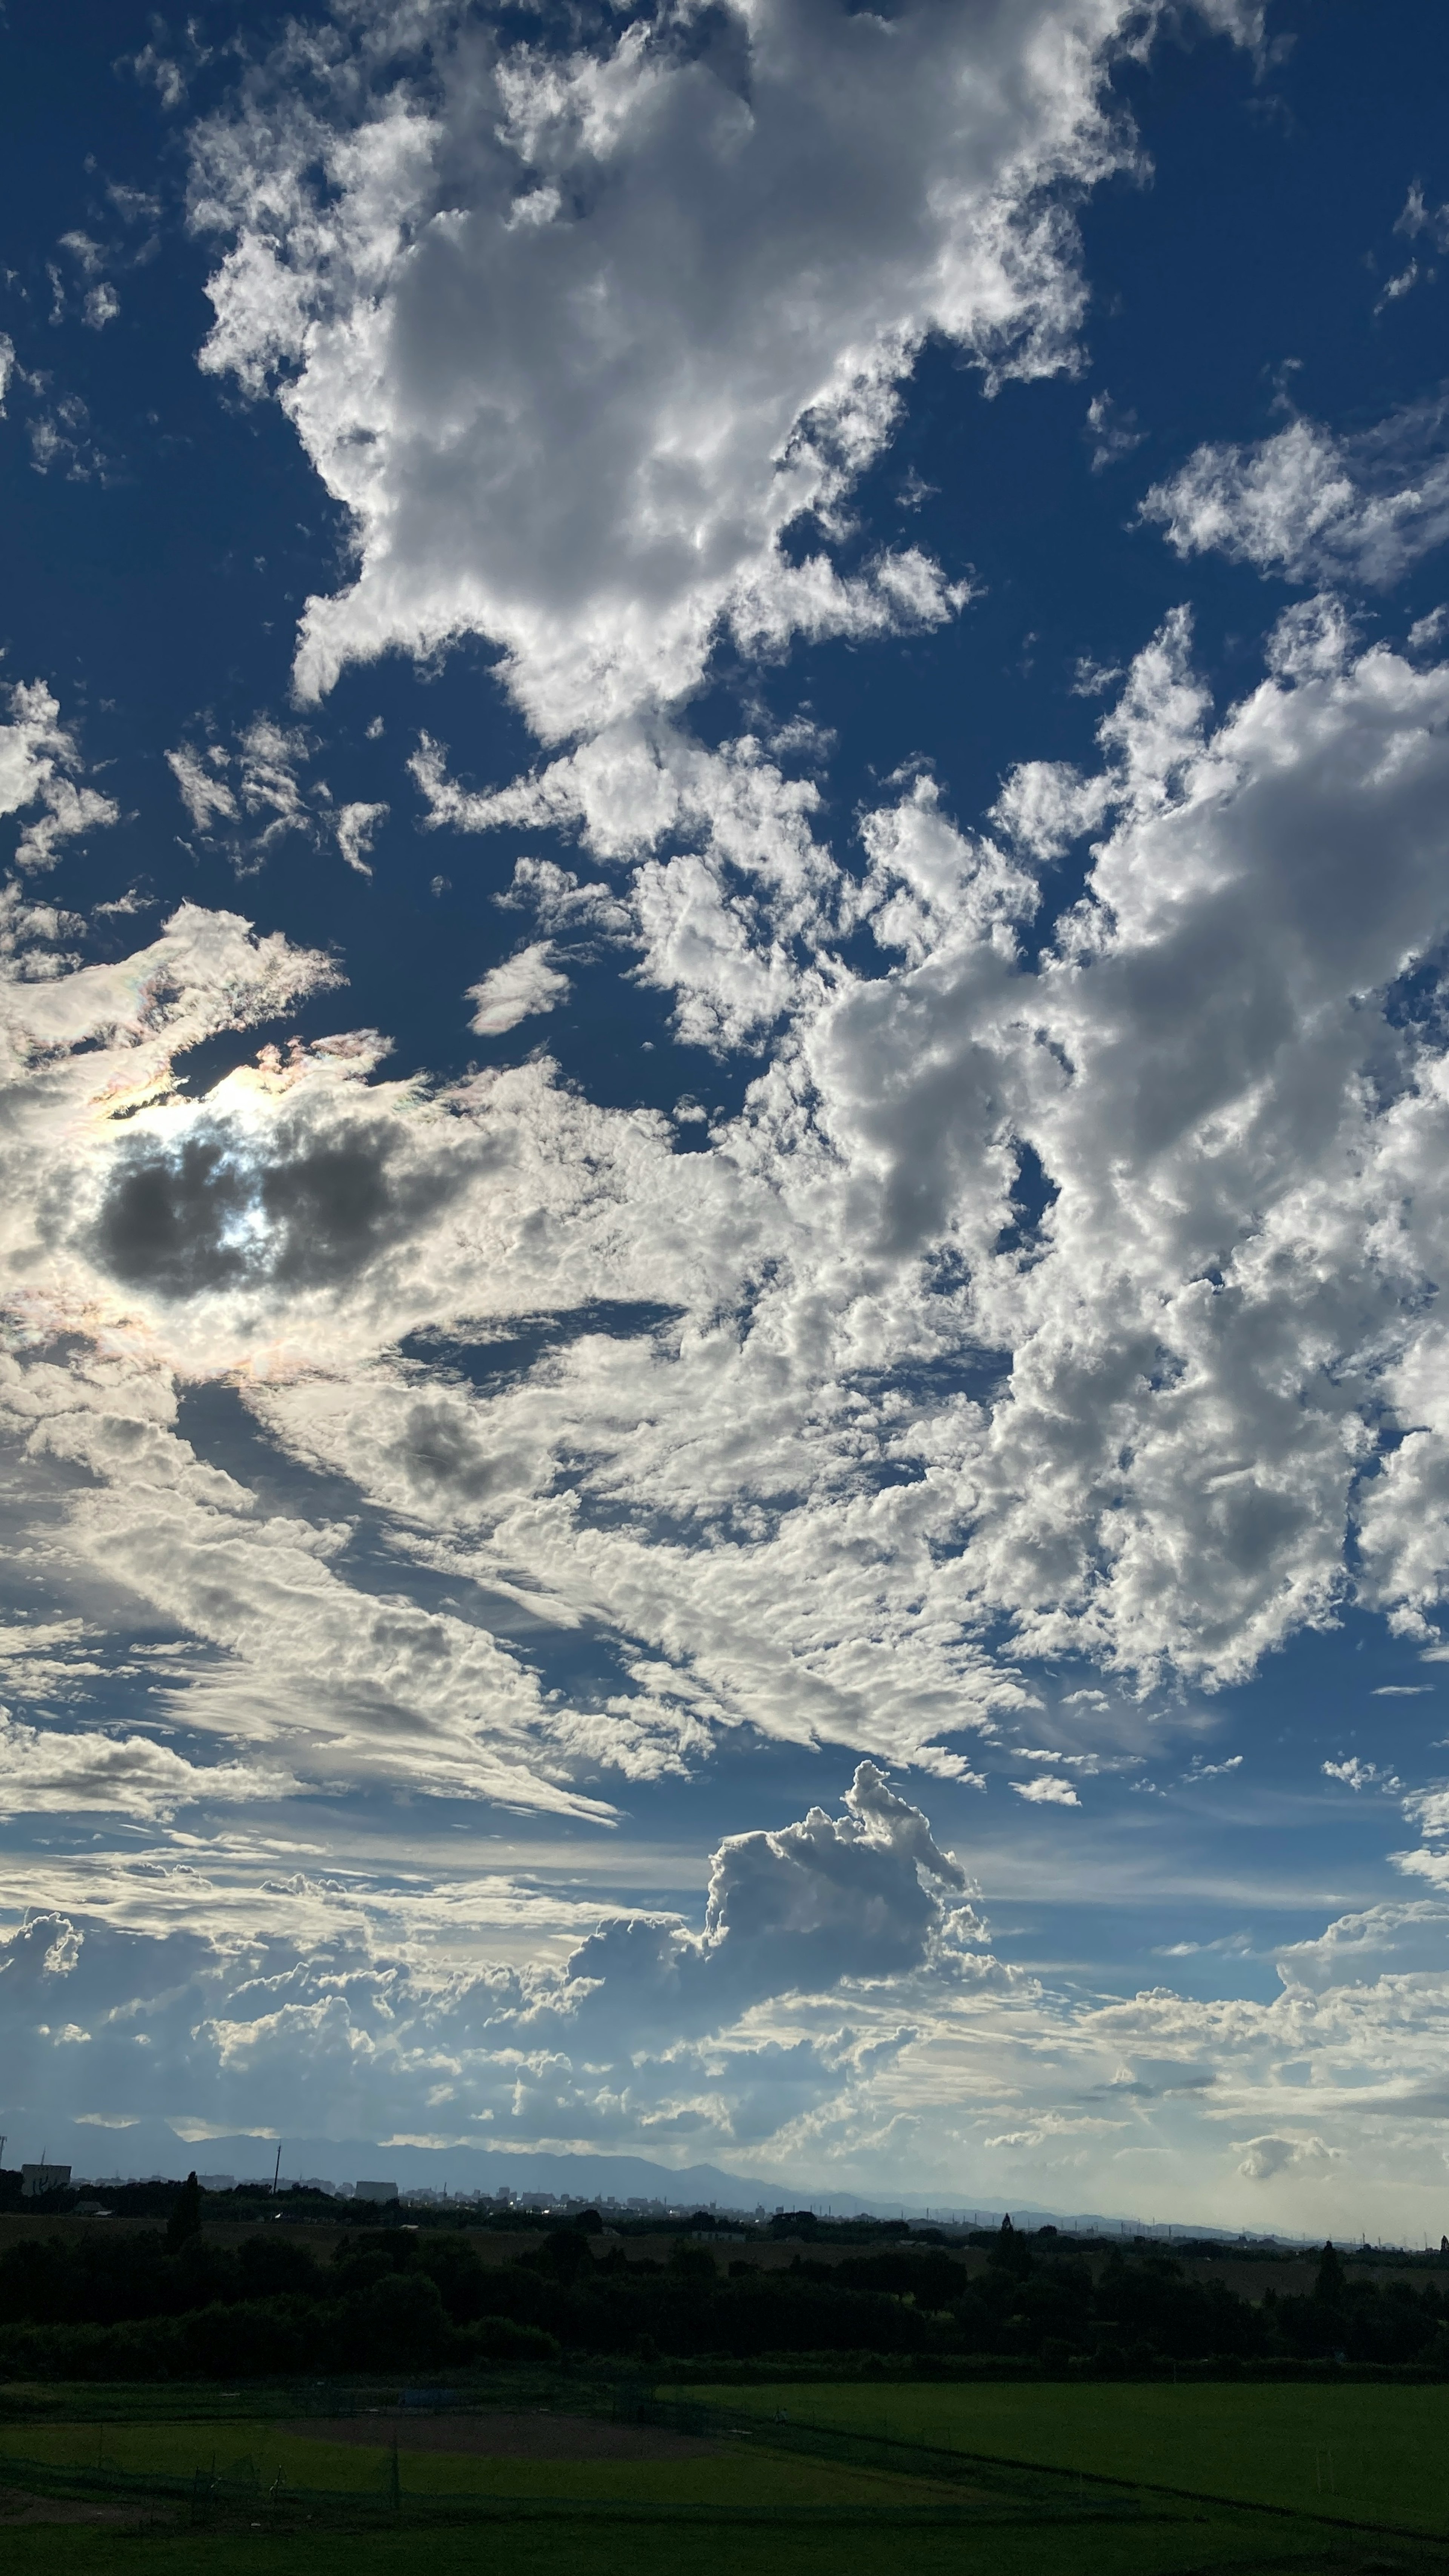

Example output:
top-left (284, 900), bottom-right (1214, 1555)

top-left (87, 1117), bottom-right (460, 1299)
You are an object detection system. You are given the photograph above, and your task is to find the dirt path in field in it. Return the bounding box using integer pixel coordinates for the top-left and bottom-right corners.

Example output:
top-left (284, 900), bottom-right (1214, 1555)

top-left (0, 2493), bottom-right (152, 2525)
top-left (285, 2412), bottom-right (723, 2462)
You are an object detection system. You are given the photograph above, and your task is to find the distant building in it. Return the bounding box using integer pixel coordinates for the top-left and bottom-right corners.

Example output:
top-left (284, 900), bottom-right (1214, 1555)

top-left (354, 2179), bottom-right (399, 2203)
top-left (21, 2162), bottom-right (70, 2198)
top-left (198, 2175), bottom-right (235, 2191)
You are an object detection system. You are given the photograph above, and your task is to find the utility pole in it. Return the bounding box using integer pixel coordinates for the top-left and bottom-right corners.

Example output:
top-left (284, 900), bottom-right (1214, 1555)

top-left (272, 2143), bottom-right (282, 2196)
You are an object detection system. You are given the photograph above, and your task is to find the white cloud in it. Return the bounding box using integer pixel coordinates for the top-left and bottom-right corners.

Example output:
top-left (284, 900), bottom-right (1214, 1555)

top-left (169, 722), bottom-right (390, 873)
top-left (1401, 1787), bottom-right (1449, 1838)
top-left (1274, 1898), bottom-right (1449, 1991)
top-left (17, 596), bottom-right (1449, 1796)
top-left (186, 0), bottom-right (1212, 743)
top-left (415, 718), bottom-right (835, 1047)
top-left (1018, 1746), bottom-right (1134, 1773)
top-left (24, 1815), bottom-right (1449, 2228)
top-left (24, 0), bottom-right (1449, 2225)
top-left (1140, 396), bottom-right (1449, 589)
top-left (1395, 181), bottom-right (1449, 254)
top-left (1235, 2133), bottom-right (1335, 2183)
top-left (28, 392), bottom-right (108, 483)
top-left (0, 1766), bottom-right (986, 2164)
top-left (335, 801), bottom-right (388, 875)
top-left (10, 1774), bottom-right (1449, 2229)
top-left (556, 1761), bottom-right (980, 2040)
top-left (0, 1710), bottom-right (295, 1818)
top-left (0, 680), bottom-right (119, 870)
top-left (1084, 389), bottom-right (1144, 472)
top-left (167, 721), bottom-right (317, 857)
top-left (500, 857), bottom-right (631, 938)
top-left (166, 744), bottom-right (237, 834)
top-left (1375, 263), bottom-right (1418, 316)
top-left (466, 942), bottom-right (571, 1037)
top-left (1323, 1758), bottom-right (1401, 1793)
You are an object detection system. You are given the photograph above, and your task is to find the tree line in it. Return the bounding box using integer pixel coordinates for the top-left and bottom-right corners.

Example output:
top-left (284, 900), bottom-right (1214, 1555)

top-left (1, 2193), bottom-right (1446, 2381)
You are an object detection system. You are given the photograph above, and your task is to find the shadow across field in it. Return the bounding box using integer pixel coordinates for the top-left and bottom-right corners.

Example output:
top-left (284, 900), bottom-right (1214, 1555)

top-left (2, 2378), bottom-right (1448, 2576)
top-left (283, 2411), bottom-right (719, 2460)
top-left (0, 2386), bottom-right (1147, 2535)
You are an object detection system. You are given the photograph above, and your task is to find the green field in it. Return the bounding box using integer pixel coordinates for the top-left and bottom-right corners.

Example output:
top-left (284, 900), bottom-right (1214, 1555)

top-left (0, 2503), bottom-right (1431, 2576)
top-left (4, 2383), bottom-right (1449, 2576)
top-left (708, 2378), bottom-right (1449, 2533)
top-left (0, 2413), bottom-right (950, 2510)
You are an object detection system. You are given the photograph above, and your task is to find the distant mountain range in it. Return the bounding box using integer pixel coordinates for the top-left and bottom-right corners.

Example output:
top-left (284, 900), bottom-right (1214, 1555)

top-left (4, 2114), bottom-right (1270, 2238)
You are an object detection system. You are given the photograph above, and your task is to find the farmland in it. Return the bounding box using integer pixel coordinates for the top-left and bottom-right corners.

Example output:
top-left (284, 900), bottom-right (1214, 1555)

top-left (715, 2376), bottom-right (1449, 2532)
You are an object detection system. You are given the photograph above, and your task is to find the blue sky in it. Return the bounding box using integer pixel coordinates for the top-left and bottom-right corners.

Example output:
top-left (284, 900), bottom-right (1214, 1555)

top-left (4, 0), bottom-right (1449, 2232)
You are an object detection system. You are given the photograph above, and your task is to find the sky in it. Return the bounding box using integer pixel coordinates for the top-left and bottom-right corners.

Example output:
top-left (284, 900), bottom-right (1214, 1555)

top-left (3, 0), bottom-right (1449, 2236)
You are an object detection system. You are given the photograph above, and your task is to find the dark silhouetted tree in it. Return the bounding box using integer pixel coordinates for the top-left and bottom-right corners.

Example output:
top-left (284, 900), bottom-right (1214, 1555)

top-left (166, 2172), bottom-right (202, 2253)
top-left (1315, 2241), bottom-right (1346, 2308)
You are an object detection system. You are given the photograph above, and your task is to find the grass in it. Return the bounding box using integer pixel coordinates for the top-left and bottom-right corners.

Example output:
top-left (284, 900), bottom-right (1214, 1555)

top-left (702, 2378), bottom-right (1449, 2534)
top-left (5, 2381), bottom-right (1449, 2576)
top-left (4, 2505), bottom-right (1442, 2576)
top-left (0, 2413), bottom-right (960, 2510)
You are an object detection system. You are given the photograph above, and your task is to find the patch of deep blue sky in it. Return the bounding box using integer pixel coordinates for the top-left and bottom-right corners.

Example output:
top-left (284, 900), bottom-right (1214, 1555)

top-left (3, 0), bottom-right (1449, 1995)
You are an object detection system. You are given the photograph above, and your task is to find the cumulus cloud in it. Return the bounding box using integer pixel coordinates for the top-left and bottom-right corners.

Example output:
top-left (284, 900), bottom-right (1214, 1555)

top-left (0, 680), bottom-right (118, 870)
top-left (1323, 1757), bottom-right (1401, 1793)
top-left (1084, 389), bottom-right (1144, 472)
top-left (416, 717), bottom-right (836, 1046)
top-left (1390, 180), bottom-right (1449, 292)
top-left (167, 744), bottom-right (237, 835)
top-left (168, 719), bottom-right (317, 860)
top-left (1236, 2133), bottom-right (1335, 2183)
top-left (1400, 1787), bottom-right (1449, 1839)
top-left (186, 0), bottom-right (1217, 742)
top-left (335, 801), bottom-right (388, 875)
top-left (1274, 1899), bottom-right (1449, 1993)
top-left (1140, 395), bottom-right (1449, 589)
top-left (15, 591), bottom-right (1449, 1807)
top-left (783, 600), bottom-right (1449, 1687)
top-left (0, 1711), bottom-right (295, 1818)
top-left (24, 0), bottom-right (1449, 2215)
top-left (14, 1847), bottom-right (1449, 2224)
top-left (467, 943), bottom-right (570, 1037)
top-left (0, 1767), bottom-right (989, 2163)
top-left (555, 1761), bottom-right (980, 2041)
top-left (90, 1112), bottom-right (463, 1301)
top-left (169, 723), bottom-right (386, 873)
